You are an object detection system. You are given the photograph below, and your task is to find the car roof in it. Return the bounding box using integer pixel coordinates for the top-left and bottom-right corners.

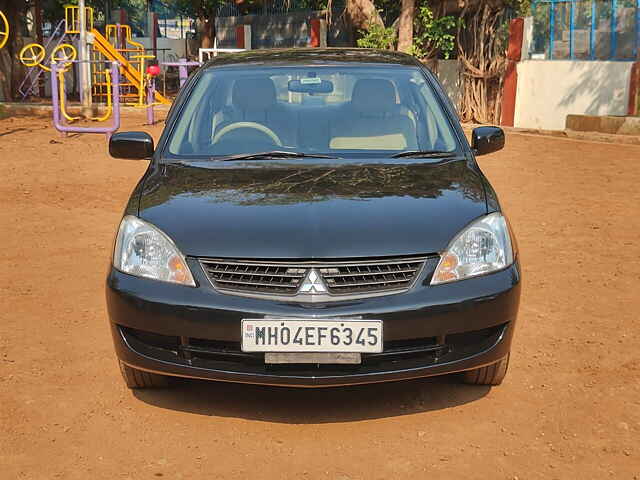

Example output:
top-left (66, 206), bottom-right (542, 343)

top-left (202, 48), bottom-right (421, 69)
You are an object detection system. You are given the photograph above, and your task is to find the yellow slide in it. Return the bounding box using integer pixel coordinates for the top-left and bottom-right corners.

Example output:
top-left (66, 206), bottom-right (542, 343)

top-left (90, 28), bottom-right (170, 105)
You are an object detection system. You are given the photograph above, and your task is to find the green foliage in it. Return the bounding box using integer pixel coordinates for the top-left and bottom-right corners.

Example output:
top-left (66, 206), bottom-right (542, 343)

top-left (373, 0), bottom-right (402, 26)
top-left (163, 0), bottom-right (222, 19)
top-left (356, 21), bottom-right (396, 50)
top-left (410, 3), bottom-right (459, 60)
top-left (509, 0), bottom-right (533, 16)
top-left (39, 0), bottom-right (149, 35)
top-left (109, 0), bottom-right (147, 35)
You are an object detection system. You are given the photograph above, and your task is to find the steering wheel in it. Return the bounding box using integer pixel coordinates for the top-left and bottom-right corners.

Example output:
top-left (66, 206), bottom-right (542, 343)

top-left (50, 44), bottom-right (77, 72)
top-left (212, 121), bottom-right (282, 147)
top-left (19, 43), bottom-right (46, 68)
top-left (0, 10), bottom-right (9, 50)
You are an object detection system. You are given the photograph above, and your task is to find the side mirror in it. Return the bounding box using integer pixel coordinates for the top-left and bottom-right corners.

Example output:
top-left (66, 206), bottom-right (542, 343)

top-left (471, 126), bottom-right (505, 156)
top-left (109, 131), bottom-right (154, 160)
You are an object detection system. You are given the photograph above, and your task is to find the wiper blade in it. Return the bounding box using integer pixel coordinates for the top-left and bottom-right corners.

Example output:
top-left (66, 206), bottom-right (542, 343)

top-left (211, 151), bottom-right (339, 161)
top-left (390, 150), bottom-right (458, 159)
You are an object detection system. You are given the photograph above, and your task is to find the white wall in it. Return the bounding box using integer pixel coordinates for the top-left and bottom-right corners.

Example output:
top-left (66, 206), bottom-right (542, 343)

top-left (435, 59), bottom-right (462, 112)
top-left (134, 37), bottom-right (187, 60)
top-left (514, 60), bottom-right (633, 130)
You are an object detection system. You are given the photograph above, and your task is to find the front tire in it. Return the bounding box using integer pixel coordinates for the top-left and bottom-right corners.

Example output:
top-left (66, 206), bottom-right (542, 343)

top-left (462, 354), bottom-right (510, 385)
top-left (119, 360), bottom-right (170, 389)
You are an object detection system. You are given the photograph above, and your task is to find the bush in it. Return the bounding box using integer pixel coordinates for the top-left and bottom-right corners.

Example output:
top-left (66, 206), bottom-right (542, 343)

top-left (357, 22), bottom-right (397, 50)
top-left (411, 4), bottom-right (459, 60)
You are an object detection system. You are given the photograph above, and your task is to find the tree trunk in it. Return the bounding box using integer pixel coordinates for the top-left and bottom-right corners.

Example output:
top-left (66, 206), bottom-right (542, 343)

top-left (397, 0), bottom-right (414, 53)
top-left (457, 3), bottom-right (507, 124)
top-left (35, 0), bottom-right (45, 97)
top-left (346, 0), bottom-right (384, 31)
top-left (198, 16), bottom-right (214, 49)
top-left (0, 49), bottom-right (12, 101)
top-left (0, 0), bottom-right (25, 101)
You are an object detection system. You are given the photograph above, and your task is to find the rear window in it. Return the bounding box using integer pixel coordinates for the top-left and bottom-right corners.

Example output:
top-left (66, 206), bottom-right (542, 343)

top-left (167, 65), bottom-right (459, 158)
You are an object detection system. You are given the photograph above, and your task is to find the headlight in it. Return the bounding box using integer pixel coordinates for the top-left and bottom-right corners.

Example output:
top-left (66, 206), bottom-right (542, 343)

top-left (113, 215), bottom-right (195, 286)
top-left (431, 213), bottom-right (514, 285)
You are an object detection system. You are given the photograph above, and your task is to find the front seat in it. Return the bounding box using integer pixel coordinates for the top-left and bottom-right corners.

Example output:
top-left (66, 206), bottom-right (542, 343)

top-left (329, 79), bottom-right (418, 150)
top-left (214, 78), bottom-right (293, 146)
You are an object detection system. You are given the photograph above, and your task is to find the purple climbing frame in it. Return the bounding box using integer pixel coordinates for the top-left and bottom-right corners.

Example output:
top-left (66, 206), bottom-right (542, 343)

top-left (51, 61), bottom-right (121, 141)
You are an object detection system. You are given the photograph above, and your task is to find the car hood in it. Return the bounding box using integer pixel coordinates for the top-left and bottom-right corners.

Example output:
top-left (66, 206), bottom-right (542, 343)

top-left (138, 159), bottom-right (487, 259)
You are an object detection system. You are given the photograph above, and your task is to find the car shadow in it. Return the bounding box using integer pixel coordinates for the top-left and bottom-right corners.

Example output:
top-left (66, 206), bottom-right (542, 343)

top-left (132, 375), bottom-right (491, 423)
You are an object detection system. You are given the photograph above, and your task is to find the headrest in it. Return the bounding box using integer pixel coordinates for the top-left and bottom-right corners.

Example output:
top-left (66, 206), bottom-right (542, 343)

top-left (351, 79), bottom-right (397, 114)
top-left (232, 78), bottom-right (276, 110)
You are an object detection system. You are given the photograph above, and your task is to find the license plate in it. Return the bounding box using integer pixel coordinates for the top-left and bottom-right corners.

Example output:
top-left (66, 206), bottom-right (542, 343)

top-left (241, 319), bottom-right (383, 353)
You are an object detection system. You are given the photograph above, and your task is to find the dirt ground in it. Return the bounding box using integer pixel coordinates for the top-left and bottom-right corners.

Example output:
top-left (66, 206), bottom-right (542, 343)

top-left (1, 113), bottom-right (639, 480)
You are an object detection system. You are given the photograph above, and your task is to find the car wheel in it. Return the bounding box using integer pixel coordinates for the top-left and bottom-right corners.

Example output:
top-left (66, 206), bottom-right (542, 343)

top-left (119, 360), bottom-right (170, 389)
top-left (462, 354), bottom-right (510, 385)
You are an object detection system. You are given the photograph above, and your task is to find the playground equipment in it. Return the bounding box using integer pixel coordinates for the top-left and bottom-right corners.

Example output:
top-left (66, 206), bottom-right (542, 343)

top-left (17, 6), bottom-right (90, 99)
top-left (51, 45), bottom-right (77, 68)
top-left (93, 23), bottom-right (144, 105)
top-left (144, 65), bottom-right (161, 125)
top-left (57, 65), bottom-right (113, 123)
top-left (19, 43), bottom-right (77, 72)
top-left (90, 25), bottom-right (170, 105)
top-left (18, 5), bottom-right (169, 107)
top-left (130, 54), bottom-right (156, 107)
top-left (64, 5), bottom-right (93, 34)
top-left (0, 10), bottom-right (9, 50)
top-left (51, 61), bottom-right (120, 140)
top-left (19, 44), bottom-right (46, 67)
top-left (162, 59), bottom-right (201, 88)
top-left (20, 38), bottom-right (113, 125)
top-left (161, 47), bottom-right (246, 92)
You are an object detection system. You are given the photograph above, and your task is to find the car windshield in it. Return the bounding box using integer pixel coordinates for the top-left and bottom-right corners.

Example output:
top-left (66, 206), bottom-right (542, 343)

top-left (166, 65), bottom-right (459, 159)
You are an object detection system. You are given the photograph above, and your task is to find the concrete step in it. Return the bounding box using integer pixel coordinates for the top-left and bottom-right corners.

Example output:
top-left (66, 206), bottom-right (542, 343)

top-left (566, 114), bottom-right (640, 136)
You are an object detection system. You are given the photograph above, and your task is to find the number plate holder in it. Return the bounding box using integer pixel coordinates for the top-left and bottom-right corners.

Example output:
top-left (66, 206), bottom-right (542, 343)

top-left (264, 352), bottom-right (362, 364)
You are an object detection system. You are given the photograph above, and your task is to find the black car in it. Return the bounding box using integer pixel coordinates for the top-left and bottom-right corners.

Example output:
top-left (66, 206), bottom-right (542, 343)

top-left (107, 48), bottom-right (520, 389)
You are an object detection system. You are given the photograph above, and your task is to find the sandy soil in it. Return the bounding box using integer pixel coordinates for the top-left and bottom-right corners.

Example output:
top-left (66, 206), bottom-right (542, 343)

top-left (1, 113), bottom-right (639, 480)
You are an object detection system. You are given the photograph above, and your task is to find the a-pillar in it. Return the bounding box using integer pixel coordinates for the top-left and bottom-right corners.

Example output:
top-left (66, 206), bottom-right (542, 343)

top-left (235, 24), bottom-right (251, 49)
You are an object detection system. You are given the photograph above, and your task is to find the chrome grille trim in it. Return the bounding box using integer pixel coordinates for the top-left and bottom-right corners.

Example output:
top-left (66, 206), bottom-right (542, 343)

top-left (198, 257), bottom-right (429, 302)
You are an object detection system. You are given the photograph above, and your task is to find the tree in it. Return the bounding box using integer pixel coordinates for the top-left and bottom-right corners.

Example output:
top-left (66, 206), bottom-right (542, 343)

top-left (397, 0), bottom-right (414, 53)
top-left (164, 0), bottom-right (222, 48)
top-left (345, 0), bottom-right (383, 43)
top-left (0, 0), bottom-right (28, 101)
top-left (411, 3), bottom-right (458, 60)
top-left (457, 0), bottom-right (517, 123)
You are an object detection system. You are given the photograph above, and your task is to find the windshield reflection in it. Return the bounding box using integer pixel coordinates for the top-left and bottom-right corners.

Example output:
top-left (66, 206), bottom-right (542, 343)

top-left (141, 161), bottom-right (484, 208)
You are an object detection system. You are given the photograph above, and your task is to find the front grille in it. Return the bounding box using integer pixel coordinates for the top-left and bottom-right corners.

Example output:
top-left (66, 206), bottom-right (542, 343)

top-left (199, 256), bottom-right (429, 300)
top-left (199, 260), bottom-right (306, 295)
top-left (318, 259), bottom-right (425, 295)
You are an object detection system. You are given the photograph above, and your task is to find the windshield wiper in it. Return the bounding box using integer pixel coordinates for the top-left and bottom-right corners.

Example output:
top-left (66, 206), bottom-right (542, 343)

top-left (390, 150), bottom-right (458, 159)
top-left (211, 151), bottom-right (339, 162)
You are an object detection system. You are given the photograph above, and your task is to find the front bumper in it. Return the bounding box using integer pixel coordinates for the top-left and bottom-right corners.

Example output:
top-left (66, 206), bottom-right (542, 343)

top-left (106, 258), bottom-right (521, 387)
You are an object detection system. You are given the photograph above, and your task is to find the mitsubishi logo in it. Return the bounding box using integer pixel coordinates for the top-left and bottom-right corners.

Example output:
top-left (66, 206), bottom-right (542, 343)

top-left (298, 269), bottom-right (327, 294)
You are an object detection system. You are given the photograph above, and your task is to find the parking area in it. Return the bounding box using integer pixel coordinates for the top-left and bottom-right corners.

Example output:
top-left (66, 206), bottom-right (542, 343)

top-left (1, 114), bottom-right (639, 479)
